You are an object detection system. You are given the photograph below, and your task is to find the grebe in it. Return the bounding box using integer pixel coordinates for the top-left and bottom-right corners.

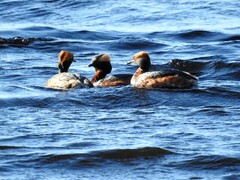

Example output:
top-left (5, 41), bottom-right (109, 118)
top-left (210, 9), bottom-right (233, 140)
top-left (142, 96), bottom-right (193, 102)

top-left (127, 51), bottom-right (198, 89)
top-left (88, 53), bottom-right (132, 87)
top-left (45, 50), bottom-right (92, 90)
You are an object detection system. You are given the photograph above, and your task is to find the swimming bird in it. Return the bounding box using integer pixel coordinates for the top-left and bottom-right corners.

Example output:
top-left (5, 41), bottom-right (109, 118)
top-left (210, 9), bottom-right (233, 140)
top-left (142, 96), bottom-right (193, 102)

top-left (45, 50), bottom-right (93, 90)
top-left (127, 51), bottom-right (198, 89)
top-left (88, 53), bottom-right (132, 87)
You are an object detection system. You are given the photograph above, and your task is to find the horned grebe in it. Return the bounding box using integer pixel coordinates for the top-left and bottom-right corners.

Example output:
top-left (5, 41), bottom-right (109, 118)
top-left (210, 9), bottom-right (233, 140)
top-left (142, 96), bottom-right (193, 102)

top-left (127, 51), bottom-right (198, 89)
top-left (88, 53), bottom-right (132, 87)
top-left (45, 50), bottom-right (92, 90)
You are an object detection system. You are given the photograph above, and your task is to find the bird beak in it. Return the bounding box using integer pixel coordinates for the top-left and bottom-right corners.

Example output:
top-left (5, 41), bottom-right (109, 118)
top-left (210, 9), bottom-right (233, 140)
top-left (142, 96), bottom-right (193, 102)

top-left (88, 63), bottom-right (93, 67)
top-left (127, 59), bottom-right (133, 65)
top-left (89, 57), bottom-right (97, 67)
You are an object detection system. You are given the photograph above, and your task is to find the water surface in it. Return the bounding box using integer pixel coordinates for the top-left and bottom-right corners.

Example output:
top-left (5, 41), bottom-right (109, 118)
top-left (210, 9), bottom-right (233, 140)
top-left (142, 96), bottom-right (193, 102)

top-left (0, 0), bottom-right (240, 179)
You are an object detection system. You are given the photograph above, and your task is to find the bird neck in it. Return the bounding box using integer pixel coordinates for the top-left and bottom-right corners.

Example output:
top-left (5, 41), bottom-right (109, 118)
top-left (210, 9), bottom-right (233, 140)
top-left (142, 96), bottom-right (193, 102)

top-left (58, 69), bottom-right (68, 74)
top-left (91, 70), bottom-right (107, 83)
top-left (131, 67), bottom-right (147, 82)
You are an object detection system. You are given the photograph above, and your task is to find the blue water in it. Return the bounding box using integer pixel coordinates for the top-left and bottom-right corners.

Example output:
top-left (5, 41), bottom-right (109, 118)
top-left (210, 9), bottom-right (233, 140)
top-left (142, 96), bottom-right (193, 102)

top-left (0, 0), bottom-right (240, 179)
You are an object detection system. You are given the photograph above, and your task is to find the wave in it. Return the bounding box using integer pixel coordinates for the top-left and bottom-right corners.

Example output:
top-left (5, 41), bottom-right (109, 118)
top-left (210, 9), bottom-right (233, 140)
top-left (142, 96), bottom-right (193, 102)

top-left (112, 37), bottom-right (166, 50)
top-left (223, 174), bottom-right (240, 179)
top-left (173, 30), bottom-right (240, 44)
top-left (221, 35), bottom-right (240, 42)
top-left (0, 27), bottom-right (122, 52)
top-left (0, 96), bottom-right (57, 108)
top-left (204, 87), bottom-right (240, 98)
top-left (0, 146), bottom-right (174, 169)
top-left (177, 155), bottom-right (240, 170)
top-left (15, 26), bottom-right (122, 42)
top-left (167, 59), bottom-right (206, 76)
top-left (175, 30), bottom-right (224, 42)
top-left (36, 147), bottom-right (174, 167)
top-left (0, 145), bottom-right (23, 150)
top-left (178, 30), bottom-right (216, 38)
top-left (93, 147), bottom-right (174, 159)
top-left (168, 58), bottom-right (240, 81)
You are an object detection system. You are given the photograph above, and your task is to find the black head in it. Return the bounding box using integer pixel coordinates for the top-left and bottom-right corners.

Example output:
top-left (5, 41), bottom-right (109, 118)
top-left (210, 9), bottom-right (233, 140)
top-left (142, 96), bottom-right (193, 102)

top-left (88, 54), bottom-right (112, 74)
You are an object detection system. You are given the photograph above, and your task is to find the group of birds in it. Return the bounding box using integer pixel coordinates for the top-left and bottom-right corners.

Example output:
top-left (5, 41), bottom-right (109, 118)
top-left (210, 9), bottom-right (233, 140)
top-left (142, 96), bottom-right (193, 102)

top-left (45, 50), bottom-right (198, 90)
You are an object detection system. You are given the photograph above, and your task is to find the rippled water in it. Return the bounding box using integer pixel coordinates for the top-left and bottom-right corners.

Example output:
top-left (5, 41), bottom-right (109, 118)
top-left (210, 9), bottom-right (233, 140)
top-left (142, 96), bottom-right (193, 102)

top-left (0, 0), bottom-right (240, 179)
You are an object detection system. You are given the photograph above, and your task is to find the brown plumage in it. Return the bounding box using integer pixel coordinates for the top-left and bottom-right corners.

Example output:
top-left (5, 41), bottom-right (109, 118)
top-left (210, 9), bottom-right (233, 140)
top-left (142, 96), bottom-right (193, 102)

top-left (57, 50), bottom-right (76, 73)
top-left (89, 53), bottom-right (132, 87)
top-left (128, 51), bottom-right (198, 89)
